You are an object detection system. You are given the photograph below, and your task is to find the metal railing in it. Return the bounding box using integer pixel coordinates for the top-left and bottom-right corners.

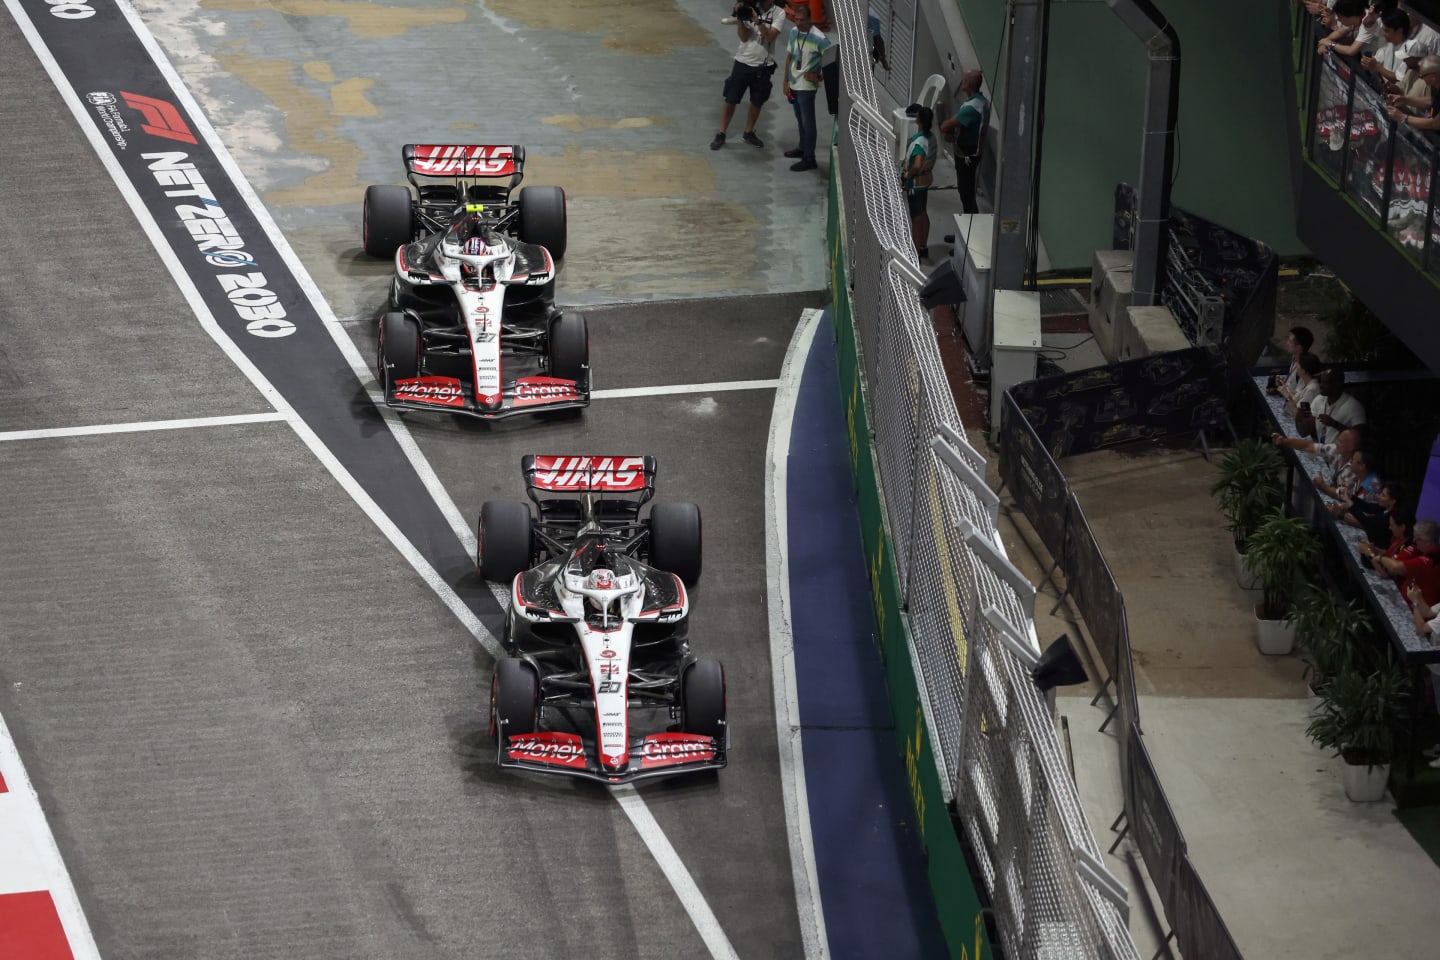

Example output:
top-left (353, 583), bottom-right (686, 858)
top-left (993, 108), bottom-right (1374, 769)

top-left (830, 2), bottom-right (1140, 956)
top-left (1296, 6), bottom-right (1440, 274)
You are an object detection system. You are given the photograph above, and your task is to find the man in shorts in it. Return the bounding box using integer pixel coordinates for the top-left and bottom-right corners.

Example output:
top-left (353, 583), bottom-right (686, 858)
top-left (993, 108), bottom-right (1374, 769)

top-left (900, 106), bottom-right (937, 261)
top-left (712, 0), bottom-right (783, 149)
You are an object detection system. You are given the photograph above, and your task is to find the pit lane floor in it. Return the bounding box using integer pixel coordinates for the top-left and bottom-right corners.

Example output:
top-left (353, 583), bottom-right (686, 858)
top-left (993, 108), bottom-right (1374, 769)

top-left (0, 3), bottom-right (831, 959)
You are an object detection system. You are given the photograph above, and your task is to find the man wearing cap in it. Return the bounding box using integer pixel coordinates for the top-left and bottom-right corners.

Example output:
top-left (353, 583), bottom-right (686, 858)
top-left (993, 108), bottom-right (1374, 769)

top-left (1386, 53), bottom-right (1440, 130)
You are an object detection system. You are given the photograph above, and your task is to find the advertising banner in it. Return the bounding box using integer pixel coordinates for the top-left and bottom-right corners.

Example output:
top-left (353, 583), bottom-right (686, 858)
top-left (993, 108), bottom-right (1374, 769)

top-left (1127, 724), bottom-right (1186, 921)
top-left (1063, 494), bottom-right (1124, 684)
top-left (1173, 859), bottom-right (1246, 960)
top-left (999, 392), bottom-right (1070, 562)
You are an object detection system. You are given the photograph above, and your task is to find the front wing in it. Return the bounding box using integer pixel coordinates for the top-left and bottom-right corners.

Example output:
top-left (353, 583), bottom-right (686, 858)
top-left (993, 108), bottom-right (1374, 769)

top-left (383, 372), bottom-right (590, 419)
top-left (499, 730), bottom-right (726, 784)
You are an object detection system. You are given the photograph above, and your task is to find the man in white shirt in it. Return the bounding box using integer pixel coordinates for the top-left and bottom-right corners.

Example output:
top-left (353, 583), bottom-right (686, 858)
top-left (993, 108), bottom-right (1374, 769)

top-left (1363, 9), bottom-right (1419, 85)
top-left (1310, 369), bottom-right (1367, 444)
top-left (712, 1), bottom-right (783, 150)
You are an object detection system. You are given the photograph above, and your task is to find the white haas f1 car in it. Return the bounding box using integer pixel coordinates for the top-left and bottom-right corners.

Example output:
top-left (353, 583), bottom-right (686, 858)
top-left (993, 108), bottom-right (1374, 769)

top-left (479, 456), bottom-right (726, 783)
top-left (362, 144), bottom-right (589, 419)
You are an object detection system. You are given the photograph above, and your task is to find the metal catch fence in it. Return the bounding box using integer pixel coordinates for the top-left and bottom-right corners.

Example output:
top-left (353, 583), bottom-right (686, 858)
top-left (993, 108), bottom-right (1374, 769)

top-left (829, 2), bottom-right (1141, 957)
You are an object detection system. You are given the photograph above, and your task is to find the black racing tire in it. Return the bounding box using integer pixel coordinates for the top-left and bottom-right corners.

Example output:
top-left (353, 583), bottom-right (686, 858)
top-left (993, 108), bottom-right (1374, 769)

top-left (518, 185), bottom-right (567, 261)
top-left (682, 658), bottom-right (726, 742)
top-left (378, 311), bottom-right (420, 384)
top-left (547, 311), bottom-right (588, 385)
top-left (493, 657), bottom-right (539, 743)
top-left (650, 501), bottom-right (702, 587)
top-left (362, 184), bottom-right (413, 259)
top-left (478, 500), bottom-right (534, 583)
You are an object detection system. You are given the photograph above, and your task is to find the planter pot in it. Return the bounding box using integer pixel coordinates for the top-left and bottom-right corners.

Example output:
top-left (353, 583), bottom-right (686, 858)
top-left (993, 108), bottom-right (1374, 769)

top-left (1234, 547), bottom-right (1261, 591)
top-left (1254, 607), bottom-right (1297, 656)
top-left (1342, 762), bottom-right (1390, 802)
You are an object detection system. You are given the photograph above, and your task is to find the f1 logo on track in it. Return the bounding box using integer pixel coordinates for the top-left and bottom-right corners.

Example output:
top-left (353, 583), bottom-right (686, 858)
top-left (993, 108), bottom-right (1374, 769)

top-left (121, 92), bottom-right (196, 144)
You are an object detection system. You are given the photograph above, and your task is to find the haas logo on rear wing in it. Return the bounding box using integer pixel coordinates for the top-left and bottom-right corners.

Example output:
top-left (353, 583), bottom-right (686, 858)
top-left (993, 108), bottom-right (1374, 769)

top-left (405, 144), bottom-right (518, 177)
top-left (526, 456), bottom-right (653, 492)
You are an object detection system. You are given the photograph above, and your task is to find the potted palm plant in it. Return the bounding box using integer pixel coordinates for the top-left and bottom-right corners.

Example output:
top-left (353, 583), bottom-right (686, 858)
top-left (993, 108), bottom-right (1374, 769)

top-left (1244, 508), bottom-right (1321, 655)
top-left (1290, 586), bottom-right (1371, 698)
top-left (1209, 439), bottom-right (1285, 589)
top-left (1305, 660), bottom-right (1409, 802)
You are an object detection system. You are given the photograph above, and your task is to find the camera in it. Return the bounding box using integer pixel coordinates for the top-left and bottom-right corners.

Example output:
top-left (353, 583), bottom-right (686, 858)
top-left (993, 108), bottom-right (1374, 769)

top-left (733, 2), bottom-right (756, 23)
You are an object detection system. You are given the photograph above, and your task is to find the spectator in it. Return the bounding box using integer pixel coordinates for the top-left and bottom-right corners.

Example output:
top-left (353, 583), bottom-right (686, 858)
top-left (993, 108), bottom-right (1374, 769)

top-left (901, 106), bottom-right (937, 262)
top-left (1386, 54), bottom-right (1440, 129)
top-left (1337, 1), bottom-right (1389, 55)
top-left (1310, 369), bottom-right (1366, 444)
top-left (711, 0), bottom-right (783, 151)
top-left (784, 1), bottom-right (838, 116)
top-left (1375, 518), bottom-right (1440, 605)
top-left (939, 70), bottom-right (988, 215)
top-left (1278, 351), bottom-right (1323, 417)
top-left (1272, 424), bottom-right (1363, 497)
top-left (1361, 8), bottom-right (1417, 85)
top-left (1325, 447), bottom-right (1382, 517)
top-left (1407, 581), bottom-right (1439, 636)
top-left (1273, 325), bottom-right (1316, 397)
top-left (1342, 479), bottom-right (1410, 546)
top-left (1317, 0), bottom-right (1372, 55)
top-left (781, 2), bottom-right (830, 172)
top-left (1358, 506), bottom-right (1417, 584)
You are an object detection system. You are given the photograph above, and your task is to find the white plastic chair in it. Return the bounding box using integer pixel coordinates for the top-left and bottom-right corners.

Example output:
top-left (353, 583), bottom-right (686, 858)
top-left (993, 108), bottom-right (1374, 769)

top-left (892, 74), bottom-right (948, 166)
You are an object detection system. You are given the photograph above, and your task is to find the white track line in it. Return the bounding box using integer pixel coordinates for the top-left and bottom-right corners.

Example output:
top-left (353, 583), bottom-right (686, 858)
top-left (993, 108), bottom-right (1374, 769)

top-left (765, 307), bottom-right (829, 960)
top-left (611, 787), bottom-right (740, 960)
top-left (0, 412), bottom-right (286, 444)
top-left (592, 379), bottom-right (780, 400)
top-left (24, 3), bottom-right (742, 955)
top-left (0, 716), bottom-right (100, 959)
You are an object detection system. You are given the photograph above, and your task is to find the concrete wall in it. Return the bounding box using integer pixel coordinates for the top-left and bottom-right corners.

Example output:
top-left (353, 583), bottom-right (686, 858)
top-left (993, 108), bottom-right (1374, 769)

top-left (909, 0), bottom-right (1303, 270)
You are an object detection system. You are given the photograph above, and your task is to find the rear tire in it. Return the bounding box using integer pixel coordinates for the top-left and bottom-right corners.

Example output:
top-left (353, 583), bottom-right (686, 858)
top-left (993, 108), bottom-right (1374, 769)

top-left (682, 659), bottom-right (726, 743)
top-left (478, 500), bottom-right (534, 583)
top-left (362, 184), bottom-right (413, 258)
top-left (378, 311), bottom-right (420, 384)
top-left (547, 311), bottom-right (588, 385)
top-left (493, 658), bottom-right (539, 743)
top-left (518, 185), bottom-right (567, 261)
top-left (650, 502), bottom-right (702, 587)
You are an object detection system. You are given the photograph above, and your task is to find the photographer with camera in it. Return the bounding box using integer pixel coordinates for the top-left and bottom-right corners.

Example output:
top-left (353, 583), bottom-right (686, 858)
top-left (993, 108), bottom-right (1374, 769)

top-left (711, 0), bottom-right (782, 150)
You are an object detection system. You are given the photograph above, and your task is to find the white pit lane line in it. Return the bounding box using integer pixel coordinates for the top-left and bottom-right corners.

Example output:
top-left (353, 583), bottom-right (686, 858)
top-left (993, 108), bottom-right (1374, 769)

top-left (0, 413), bottom-right (287, 444)
top-left (7, 1), bottom-right (744, 956)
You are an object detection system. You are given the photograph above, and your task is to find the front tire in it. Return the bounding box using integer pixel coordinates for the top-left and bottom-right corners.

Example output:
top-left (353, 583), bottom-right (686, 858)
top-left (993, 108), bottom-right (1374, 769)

top-left (378, 311), bottom-right (420, 384)
top-left (682, 658), bottom-right (726, 743)
top-left (518, 185), bottom-right (567, 261)
top-left (493, 657), bottom-right (539, 744)
top-left (547, 311), bottom-right (588, 385)
top-left (650, 502), bottom-right (702, 587)
top-left (362, 184), bottom-right (413, 259)
top-left (478, 500), bottom-right (534, 583)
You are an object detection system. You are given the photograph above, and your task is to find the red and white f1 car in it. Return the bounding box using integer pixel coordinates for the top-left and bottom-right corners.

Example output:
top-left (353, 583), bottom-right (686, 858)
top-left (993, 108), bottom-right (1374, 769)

top-left (479, 456), bottom-right (726, 783)
top-left (362, 144), bottom-right (589, 419)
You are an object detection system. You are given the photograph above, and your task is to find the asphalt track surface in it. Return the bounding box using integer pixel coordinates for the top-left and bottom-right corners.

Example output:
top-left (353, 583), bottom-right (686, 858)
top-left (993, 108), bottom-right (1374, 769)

top-left (0, 4), bottom-right (829, 959)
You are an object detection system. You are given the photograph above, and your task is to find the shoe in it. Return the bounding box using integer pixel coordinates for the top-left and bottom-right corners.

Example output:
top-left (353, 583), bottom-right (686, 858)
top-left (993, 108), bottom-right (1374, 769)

top-left (790, 158), bottom-right (818, 171)
top-left (917, 247), bottom-right (930, 263)
top-left (710, 133), bottom-right (725, 150)
top-left (943, 234), bottom-right (956, 244)
top-left (742, 131), bottom-right (763, 148)
top-left (721, 16), bottom-right (737, 24)
top-left (783, 148), bottom-right (803, 158)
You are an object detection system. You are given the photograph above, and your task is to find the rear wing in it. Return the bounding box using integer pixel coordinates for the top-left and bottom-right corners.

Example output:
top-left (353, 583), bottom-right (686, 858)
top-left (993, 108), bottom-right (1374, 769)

top-left (522, 455), bottom-right (657, 495)
top-left (402, 143), bottom-right (525, 181)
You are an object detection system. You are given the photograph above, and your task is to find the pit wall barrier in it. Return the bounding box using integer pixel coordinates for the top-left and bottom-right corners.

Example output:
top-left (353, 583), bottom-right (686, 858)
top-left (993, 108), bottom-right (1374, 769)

top-left (827, 2), bottom-right (1141, 956)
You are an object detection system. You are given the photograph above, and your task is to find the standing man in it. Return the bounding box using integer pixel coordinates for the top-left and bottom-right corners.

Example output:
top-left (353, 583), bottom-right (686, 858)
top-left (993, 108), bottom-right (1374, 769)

top-left (901, 107), bottom-right (937, 261)
top-left (939, 70), bottom-right (988, 214)
top-left (712, 0), bottom-right (783, 150)
top-left (782, 3), bottom-right (831, 172)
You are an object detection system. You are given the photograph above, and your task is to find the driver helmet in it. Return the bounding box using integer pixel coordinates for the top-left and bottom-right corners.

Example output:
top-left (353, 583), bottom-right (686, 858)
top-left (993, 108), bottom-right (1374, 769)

top-left (587, 568), bottom-right (616, 592)
top-left (462, 236), bottom-right (485, 257)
